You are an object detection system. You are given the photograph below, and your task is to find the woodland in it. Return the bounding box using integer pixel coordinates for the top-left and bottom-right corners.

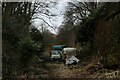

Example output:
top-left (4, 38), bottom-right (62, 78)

top-left (2, 1), bottom-right (120, 78)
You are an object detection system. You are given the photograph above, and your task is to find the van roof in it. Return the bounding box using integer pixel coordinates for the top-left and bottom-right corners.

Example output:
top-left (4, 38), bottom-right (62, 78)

top-left (52, 45), bottom-right (66, 50)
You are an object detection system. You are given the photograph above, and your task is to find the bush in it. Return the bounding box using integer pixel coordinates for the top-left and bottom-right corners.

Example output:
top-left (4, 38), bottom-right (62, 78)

top-left (17, 37), bottom-right (43, 68)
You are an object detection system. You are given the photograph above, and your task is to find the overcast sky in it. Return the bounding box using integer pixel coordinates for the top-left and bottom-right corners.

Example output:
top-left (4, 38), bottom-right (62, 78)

top-left (32, 0), bottom-right (117, 34)
top-left (32, 1), bottom-right (68, 34)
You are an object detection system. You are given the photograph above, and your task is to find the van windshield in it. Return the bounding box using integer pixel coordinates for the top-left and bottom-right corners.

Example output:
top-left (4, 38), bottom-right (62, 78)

top-left (51, 50), bottom-right (61, 55)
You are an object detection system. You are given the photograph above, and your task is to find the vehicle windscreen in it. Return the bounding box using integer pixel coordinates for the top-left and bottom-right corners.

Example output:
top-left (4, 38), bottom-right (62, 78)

top-left (51, 50), bottom-right (61, 55)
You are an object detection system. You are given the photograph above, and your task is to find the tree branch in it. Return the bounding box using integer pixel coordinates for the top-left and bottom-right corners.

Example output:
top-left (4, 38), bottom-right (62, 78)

top-left (32, 17), bottom-right (56, 30)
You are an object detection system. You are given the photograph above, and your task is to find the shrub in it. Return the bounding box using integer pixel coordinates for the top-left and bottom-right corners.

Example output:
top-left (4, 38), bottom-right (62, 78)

top-left (17, 37), bottom-right (43, 68)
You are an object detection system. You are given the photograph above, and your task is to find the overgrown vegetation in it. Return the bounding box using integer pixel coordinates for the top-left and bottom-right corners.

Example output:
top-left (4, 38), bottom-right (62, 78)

top-left (58, 2), bottom-right (120, 70)
top-left (2, 2), bottom-right (44, 78)
top-left (2, 2), bottom-right (59, 78)
top-left (2, 1), bottom-right (120, 78)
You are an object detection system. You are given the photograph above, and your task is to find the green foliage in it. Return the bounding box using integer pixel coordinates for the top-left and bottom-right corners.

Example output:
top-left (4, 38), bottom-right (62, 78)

top-left (2, 2), bottom-right (45, 78)
top-left (17, 37), bottom-right (43, 68)
top-left (29, 27), bottom-right (43, 42)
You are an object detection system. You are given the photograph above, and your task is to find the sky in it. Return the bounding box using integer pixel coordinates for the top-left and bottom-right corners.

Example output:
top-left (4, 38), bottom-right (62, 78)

top-left (32, 0), bottom-right (68, 34)
top-left (31, 0), bottom-right (116, 34)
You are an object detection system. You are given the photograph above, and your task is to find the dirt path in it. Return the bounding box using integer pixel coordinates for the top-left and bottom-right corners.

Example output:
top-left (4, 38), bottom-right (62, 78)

top-left (33, 50), bottom-right (91, 78)
top-left (36, 50), bottom-right (120, 78)
top-left (38, 55), bottom-right (90, 78)
top-left (31, 52), bottom-right (120, 78)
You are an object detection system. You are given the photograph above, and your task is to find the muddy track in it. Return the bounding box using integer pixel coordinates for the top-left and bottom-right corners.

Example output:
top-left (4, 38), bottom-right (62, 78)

top-left (38, 56), bottom-right (90, 78)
